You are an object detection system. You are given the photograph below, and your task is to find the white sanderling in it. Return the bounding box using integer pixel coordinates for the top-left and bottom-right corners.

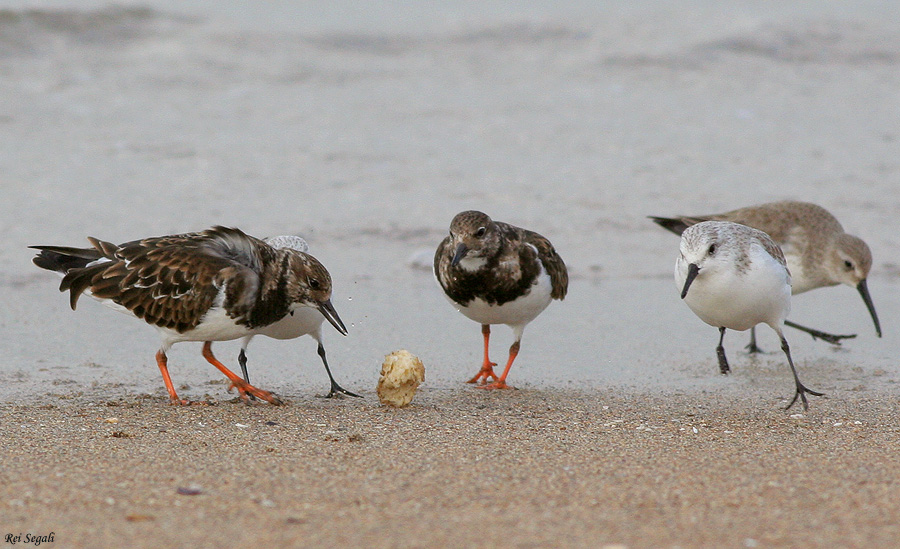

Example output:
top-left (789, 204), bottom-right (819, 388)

top-left (434, 210), bottom-right (568, 389)
top-left (31, 226), bottom-right (349, 405)
top-left (676, 220), bottom-right (823, 410)
top-left (651, 200), bottom-right (881, 351)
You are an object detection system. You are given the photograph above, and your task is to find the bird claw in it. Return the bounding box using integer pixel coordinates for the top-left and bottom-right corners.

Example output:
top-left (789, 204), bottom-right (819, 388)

top-left (744, 342), bottom-right (764, 354)
top-left (810, 332), bottom-right (856, 346)
top-left (784, 384), bottom-right (825, 411)
top-left (318, 385), bottom-right (362, 399)
top-left (475, 381), bottom-right (514, 390)
top-left (227, 380), bottom-right (282, 405)
top-left (467, 362), bottom-right (499, 384)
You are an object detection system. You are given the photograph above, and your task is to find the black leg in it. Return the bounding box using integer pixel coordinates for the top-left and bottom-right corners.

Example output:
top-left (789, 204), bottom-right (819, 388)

top-left (780, 334), bottom-right (824, 411)
top-left (716, 327), bottom-right (730, 374)
top-left (316, 342), bottom-right (361, 398)
top-left (238, 348), bottom-right (251, 384)
top-left (784, 319), bottom-right (856, 346)
top-left (745, 326), bottom-right (764, 354)
top-left (237, 348), bottom-right (257, 401)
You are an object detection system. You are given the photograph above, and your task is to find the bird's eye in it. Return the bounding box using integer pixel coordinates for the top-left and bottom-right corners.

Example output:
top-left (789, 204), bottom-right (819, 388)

top-left (708, 244), bottom-right (717, 255)
top-left (844, 260), bottom-right (854, 270)
top-left (475, 227), bottom-right (486, 238)
top-left (309, 278), bottom-right (320, 289)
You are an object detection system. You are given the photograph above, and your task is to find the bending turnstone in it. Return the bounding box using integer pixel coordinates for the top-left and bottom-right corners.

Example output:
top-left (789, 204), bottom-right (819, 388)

top-left (30, 226), bottom-right (349, 405)
top-left (434, 211), bottom-right (568, 389)
top-left (236, 235), bottom-right (360, 398)
top-left (650, 201), bottom-right (881, 351)
top-left (676, 221), bottom-right (823, 410)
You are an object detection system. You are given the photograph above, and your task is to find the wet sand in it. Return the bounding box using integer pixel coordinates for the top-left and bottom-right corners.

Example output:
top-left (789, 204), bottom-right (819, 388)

top-left (2, 1), bottom-right (900, 547)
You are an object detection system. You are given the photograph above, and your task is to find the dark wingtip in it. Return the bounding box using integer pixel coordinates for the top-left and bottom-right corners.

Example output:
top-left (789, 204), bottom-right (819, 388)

top-left (649, 216), bottom-right (690, 236)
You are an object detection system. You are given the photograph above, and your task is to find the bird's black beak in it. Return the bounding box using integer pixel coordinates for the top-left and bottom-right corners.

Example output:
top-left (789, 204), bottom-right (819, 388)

top-left (856, 279), bottom-right (882, 338)
top-left (318, 299), bottom-right (348, 336)
top-left (681, 263), bottom-right (699, 299)
top-left (451, 243), bottom-right (468, 267)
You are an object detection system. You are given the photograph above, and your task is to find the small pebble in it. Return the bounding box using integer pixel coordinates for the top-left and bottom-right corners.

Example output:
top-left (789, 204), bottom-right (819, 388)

top-left (176, 485), bottom-right (203, 496)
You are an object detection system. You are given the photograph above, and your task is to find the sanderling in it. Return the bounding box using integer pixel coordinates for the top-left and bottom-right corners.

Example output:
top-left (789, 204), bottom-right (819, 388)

top-left (676, 221), bottom-right (823, 410)
top-left (236, 234), bottom-right (359, 398)
top-left (651, 201), bottom-right (881, 351)
top-left (434, 210), bottom-right (568, 389)
top-left (31, 226), bottom-right (349, 405)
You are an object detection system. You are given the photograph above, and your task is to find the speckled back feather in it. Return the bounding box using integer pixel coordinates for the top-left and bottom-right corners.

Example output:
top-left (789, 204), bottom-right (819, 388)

top-left (435, 212), bottom-right (568, 307)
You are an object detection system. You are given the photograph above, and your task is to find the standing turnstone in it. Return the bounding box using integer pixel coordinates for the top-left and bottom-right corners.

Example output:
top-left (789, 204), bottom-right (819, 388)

top-left (650, 201), bottom-right (881, 351)
top-left (434, 211), bottom-right (568, 389)
top-left (676, 221), bottom-right (823, 410)
top-left (236, 235), bottom-right (360, 398)
top-left (30, 226), bottom-right (349, 405)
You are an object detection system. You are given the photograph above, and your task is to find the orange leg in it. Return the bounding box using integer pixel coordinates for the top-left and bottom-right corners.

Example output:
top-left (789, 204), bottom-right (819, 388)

top-left (202, 342), bottom-right (282, 405)
top-left (156, 350), bottom-right (189, 405)
top-left (477, 340), bottom-right (519, 390)
top-left (467, 324), bottom-right (499, 384)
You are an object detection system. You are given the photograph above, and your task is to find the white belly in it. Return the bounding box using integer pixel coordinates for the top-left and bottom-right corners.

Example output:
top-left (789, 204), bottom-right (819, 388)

top-left (448, 268), bottom-right (554, 328)
top-left (677, 253), bottom-right (791, 332)
top-left (156, 305), bottom-right (253, 348)
top-left (252, 305), bottom-right (324, 341)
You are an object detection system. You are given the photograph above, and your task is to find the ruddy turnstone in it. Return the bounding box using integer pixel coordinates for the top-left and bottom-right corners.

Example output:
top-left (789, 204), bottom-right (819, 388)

top-left (236, 235), bottom-right (359, 398)
top-left (676, 221), bottom-right (823, 410)
top-left (30, 226), bottom-right (349, 405)
top-left (434, 211), bottom-right (568, 389)
top-left (650, 201), bottom-right (881, 351)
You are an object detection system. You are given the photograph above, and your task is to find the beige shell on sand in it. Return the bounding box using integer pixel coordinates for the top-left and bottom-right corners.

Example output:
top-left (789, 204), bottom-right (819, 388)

top-left (376, 350), bottom-right (425, 407)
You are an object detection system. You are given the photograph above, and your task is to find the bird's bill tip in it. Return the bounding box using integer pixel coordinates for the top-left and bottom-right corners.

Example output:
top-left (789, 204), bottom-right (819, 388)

top-left (318, 299), bottom-right (348, 336)
top-left (451, 243), bottom-right (468, 266)
top-left (681, 263), bottom-right (700, 299)
top-left (856, 279), bottom-right (882, 338)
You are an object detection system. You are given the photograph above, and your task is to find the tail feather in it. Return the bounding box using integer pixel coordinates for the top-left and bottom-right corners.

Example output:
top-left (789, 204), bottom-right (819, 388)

top-left (30, 241), bottom-right (114, 310)
top-left (30, 246), bottom-right (101, 274)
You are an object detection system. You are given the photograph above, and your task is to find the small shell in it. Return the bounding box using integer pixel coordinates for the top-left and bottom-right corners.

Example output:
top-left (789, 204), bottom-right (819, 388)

top-left (376, 350), bottom-right (425, 407)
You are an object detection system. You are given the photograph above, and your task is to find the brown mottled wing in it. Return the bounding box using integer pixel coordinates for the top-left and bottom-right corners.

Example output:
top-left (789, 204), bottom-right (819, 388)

top-left (433, 234), bottom-right (453, 291)
top-left (60, 227), bottom-right (264, 333)
top-left (523, 229), bottom-right (568, 300)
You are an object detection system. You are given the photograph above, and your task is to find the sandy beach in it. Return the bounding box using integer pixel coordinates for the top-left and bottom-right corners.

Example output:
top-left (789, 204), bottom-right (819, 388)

top-left (2, 1), bottom-right (900, 547)
top-left (3, 390), bottom-right (900, 547)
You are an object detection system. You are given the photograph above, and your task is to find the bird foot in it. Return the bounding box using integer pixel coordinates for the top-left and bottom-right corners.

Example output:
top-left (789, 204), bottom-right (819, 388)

top-left (784, 383), bottom-right (825, 411)
top-left (466, 363), bottom-right (499, 384)
top-left (318, 384), bottom-right (362, 399)
top-left (167, 398), bottom-right (213, 406)
top-left (810, 331), bottom-right (856, 346)
top-left (228, 380), bottom-right (283, 405)
top-left (475, 380), bottom-right (514, 390)
top-left (744, 342), bottom-right (764, 354)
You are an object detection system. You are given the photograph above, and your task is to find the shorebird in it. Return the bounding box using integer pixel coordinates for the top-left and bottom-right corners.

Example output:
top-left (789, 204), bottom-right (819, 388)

top-left (30, 226), bottom-right (349, 405)
top-left (236, 235), bottom-right (359, 398)
top-left (676, 221), bottom-right (823, 410)
top-left (650, 201), bottom-right (881, 351)
top-left (434, 210), bottom-right (568, 389)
